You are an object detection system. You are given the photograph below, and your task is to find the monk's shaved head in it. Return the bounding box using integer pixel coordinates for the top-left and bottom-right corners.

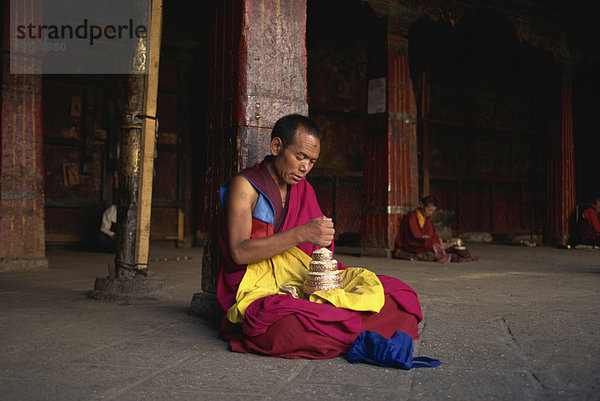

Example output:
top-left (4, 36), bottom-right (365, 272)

top-left (271, 114), bottom-right (321, 149)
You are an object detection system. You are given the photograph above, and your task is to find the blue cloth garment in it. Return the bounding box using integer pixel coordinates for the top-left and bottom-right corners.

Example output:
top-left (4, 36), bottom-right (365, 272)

top-left (347, 330), bottom-right (441, 369)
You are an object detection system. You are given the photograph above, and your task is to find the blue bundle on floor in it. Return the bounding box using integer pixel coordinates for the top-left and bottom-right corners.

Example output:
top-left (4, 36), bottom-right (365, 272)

top-left (347, 330), bottom-right (441, 369)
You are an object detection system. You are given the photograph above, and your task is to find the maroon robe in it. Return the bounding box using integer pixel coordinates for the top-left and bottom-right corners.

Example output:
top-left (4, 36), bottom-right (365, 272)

top-left (574, 206), bottom-right (600, 246)
top-left (218, 158), bottom-right (422, 359)
top-left (395, 209), bottom-right (441, 254)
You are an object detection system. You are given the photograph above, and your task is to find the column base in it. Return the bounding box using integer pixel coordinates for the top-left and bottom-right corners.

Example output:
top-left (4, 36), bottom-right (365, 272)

top-left (189, 292), bottom-right (221, 320)
top-left (0, 258), bottom-right (48, 273)
top-left (89, 274), bottom-right (166, 304)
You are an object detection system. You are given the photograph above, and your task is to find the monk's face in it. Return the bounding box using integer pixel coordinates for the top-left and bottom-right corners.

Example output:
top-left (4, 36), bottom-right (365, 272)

top-left (271, 127), bottom-right (320, 186)
top-left (421, 205), bottom-right (436, 217)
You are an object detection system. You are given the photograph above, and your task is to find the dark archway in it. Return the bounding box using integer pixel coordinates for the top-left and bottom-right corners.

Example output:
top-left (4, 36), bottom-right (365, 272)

top-left (408, 8), bottom-right (555, 238)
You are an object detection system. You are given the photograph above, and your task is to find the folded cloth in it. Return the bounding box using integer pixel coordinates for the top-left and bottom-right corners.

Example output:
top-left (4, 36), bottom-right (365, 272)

top-left (347, 330), bottom-right (441, 369)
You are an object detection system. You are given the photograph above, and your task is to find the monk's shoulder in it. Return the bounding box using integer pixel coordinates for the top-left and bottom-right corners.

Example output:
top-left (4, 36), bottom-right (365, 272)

top-left (227, 175), bottom-right (258, 209)
top-left (582, 208), bottom-right (595, 219)
top-left (406, 209), bottom-right (418, 218)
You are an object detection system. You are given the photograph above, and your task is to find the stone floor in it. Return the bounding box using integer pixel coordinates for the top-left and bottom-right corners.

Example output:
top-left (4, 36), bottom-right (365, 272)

top-left (1, 242), bottom-right (598, 400)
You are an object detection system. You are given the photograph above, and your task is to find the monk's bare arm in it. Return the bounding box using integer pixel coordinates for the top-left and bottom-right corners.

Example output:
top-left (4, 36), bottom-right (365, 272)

top-left (225, 175), bottom-right (334, 265)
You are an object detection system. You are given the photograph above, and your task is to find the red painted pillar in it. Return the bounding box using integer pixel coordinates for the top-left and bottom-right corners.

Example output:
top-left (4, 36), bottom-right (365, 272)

top-left (362, 34), bottom-right (419, 254)
top-left (200, 0), bottom-right (308, 294)
top-left (0, 0), bottom-right (47, 270)
top-left (237, 0), bottom-right (308, 169)
top-left (546, 66), bottom-right (575, 245)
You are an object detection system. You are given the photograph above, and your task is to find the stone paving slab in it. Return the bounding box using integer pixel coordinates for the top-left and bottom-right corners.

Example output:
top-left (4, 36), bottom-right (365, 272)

top-left (0, 243), bottom-right (598, 400)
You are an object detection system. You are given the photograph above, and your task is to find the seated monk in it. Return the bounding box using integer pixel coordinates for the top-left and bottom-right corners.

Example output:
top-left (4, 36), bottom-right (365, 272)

top-left (394, 196), bottom-right (475, 263)
top-left (572, 196), bottom-right (600, 247)
top-left (217, 114), bottom-right (423, 359)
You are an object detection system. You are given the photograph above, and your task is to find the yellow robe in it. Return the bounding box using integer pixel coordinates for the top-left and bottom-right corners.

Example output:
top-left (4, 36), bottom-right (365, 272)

top-left (227, 247), bottom-right (385, 324)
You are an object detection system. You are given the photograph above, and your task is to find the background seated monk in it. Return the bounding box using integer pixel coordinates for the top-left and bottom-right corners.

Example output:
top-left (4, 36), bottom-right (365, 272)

top-left (572, 196), bottom-right (600, 247)
top-left (218, 114), bottom-right (423, 359)
top-left (394, 196), bottom-right (475, 263)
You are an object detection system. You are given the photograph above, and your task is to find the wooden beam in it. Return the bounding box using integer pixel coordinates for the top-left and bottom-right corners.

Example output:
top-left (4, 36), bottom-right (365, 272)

top-left (177, 208), bottom-right (185, 243)
top-left (135, 0), bottom-right (163, 266)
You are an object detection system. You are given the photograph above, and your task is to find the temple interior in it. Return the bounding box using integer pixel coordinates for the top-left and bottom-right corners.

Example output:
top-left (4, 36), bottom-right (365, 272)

top-left (2, 0), bottom-right (599, 259)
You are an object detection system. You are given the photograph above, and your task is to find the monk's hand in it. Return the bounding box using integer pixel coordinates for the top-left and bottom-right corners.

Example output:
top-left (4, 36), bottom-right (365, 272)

top-left (302, 216), bottom-right (335, 246)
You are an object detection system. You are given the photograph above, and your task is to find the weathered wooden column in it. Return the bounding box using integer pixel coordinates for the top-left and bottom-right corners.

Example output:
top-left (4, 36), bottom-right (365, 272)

top-left (361, 30), bottom-right (419, 256)
top-left (0, 0), bottom-right (47, 271)
top-left (92, 0), bottom-right (164, 299)
top-left (192, 0), bottom-right (308, 316)
top-left (545, 64), bottom-right (576, 245)
top-left (114, 0), bottom-right (163, 277)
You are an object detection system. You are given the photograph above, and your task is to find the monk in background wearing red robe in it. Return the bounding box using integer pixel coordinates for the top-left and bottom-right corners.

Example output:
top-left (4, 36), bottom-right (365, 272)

top-left (394, 196), bottom-right (475, 263)
top-left (217, 114), bottom-right (423, 359)
top-left (572, 196), bottom-right (600, 247)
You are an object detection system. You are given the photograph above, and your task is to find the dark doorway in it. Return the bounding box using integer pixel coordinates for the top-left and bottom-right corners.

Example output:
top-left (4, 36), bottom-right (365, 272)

top-left (408, 8), bottom-right (554, 237)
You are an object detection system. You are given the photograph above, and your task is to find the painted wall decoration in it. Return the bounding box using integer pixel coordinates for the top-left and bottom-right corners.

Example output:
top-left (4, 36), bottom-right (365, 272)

top-left (311, 113), bottom-right (365, 172)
